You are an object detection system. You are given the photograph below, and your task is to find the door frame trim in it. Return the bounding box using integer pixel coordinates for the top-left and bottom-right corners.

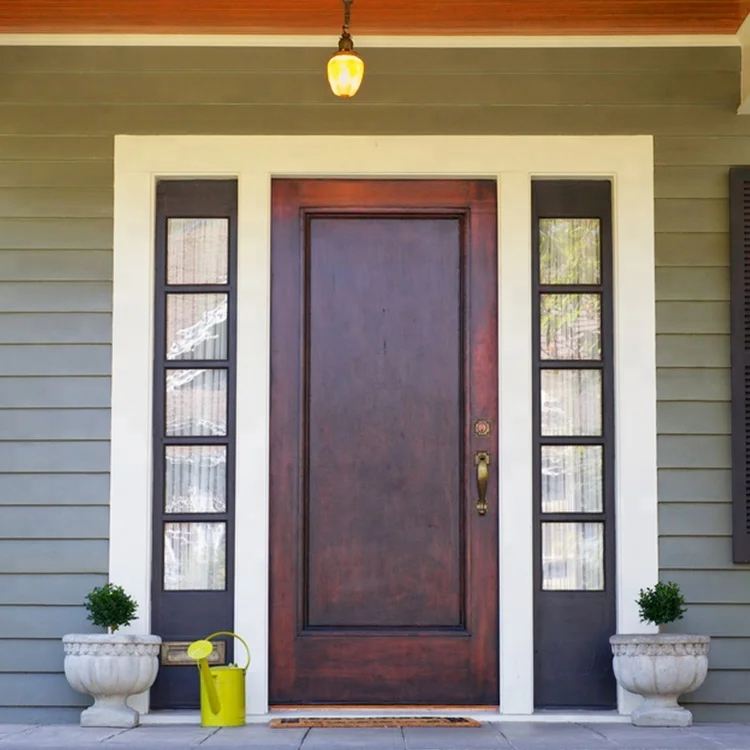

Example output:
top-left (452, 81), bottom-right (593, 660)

top-left (110, 134), bottom-right (657, 717)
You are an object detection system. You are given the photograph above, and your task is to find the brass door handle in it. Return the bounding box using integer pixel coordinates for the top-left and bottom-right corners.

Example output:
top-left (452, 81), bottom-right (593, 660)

top-left (474, 451), bottom-right (490, 516)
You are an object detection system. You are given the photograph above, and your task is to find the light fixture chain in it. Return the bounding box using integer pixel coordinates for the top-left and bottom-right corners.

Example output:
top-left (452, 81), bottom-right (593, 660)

top-left (343, 0), bottom-right (352, 32)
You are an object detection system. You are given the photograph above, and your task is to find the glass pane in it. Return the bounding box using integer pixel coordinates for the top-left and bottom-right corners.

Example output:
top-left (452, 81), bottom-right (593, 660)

top-left (540, 218), bottom-right (601, 284)
top-left (167, 218), bottom-right (228, 285)
top-left (541, 369), bottom-right (602, 436)
top-left (542, 522), bottom-right (604, 591)
top-left (165, 369), bottom-right (227, 436)
top-left (541, 294), bottom-right (601, 360)
top-left (165, 446), bottom-right (227, 513)
top-left (166, 294), bottom-right (228, 361)
top-left (164, 522), bottom-right (226, 591)
top-left (542, 446), bottom-right (603, 513)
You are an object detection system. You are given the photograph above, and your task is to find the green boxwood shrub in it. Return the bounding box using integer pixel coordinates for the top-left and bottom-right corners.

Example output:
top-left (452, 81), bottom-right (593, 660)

top-left (84, 583), bottom-right (138, 633)
top-left (637, 581), bottom-right (687, 628)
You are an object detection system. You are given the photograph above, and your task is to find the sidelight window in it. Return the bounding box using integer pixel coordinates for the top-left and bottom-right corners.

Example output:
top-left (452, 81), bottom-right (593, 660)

top-left (150, 181), bottom-right (238, 703)
top-left (532, 180), bottom-right (616, 710)
top-left (533, 208), bottom-right (611, 590)
top-left (157, 212), bottom-right (234, 591)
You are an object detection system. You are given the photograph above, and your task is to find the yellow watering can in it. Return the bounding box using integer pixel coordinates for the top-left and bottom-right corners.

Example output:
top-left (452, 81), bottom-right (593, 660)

top-left (187, 631), bottom-right (250, 727)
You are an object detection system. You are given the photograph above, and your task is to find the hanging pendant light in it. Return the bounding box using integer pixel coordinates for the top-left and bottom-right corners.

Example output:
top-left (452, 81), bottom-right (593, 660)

top-left (327, 0), bottom-right (364, 98)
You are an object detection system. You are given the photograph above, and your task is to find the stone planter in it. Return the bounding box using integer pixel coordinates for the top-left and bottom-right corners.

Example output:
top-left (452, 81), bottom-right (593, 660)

top-left (63, 634), bottom-right (162, 728)
top-left (610, 634), bottom-right (710, 727)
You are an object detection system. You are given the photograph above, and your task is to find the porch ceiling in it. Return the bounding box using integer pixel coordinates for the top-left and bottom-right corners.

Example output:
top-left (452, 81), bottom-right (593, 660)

top-left (0, 0), bottom-right (749, 36)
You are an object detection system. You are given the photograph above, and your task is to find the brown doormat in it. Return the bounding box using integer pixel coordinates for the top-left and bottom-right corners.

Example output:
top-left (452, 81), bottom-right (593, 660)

top-left (270, 717), bottom-right (481, 728)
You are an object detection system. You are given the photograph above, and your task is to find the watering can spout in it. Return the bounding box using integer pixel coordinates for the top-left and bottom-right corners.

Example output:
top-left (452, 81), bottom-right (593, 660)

top-left (186, 639), bottom-right (221, 715)
top-left (187, 632), bottom-right (250, 727)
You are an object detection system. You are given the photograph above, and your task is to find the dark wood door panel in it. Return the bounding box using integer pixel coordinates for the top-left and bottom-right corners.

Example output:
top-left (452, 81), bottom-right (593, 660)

top-left (307, 216), bottom-right (462, 630)
top-left (270, 179), bottom-right (498, 705)
top-left (290, 638), bottom-right (490, 704)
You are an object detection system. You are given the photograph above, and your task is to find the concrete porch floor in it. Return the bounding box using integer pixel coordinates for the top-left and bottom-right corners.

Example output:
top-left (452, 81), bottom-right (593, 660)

top-left (2, 722), bottom-right (750, 749)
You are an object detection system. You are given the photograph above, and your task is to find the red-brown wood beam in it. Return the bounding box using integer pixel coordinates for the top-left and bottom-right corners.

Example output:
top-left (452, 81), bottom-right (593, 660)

top-left (0, 0), bottom-right (747, 35)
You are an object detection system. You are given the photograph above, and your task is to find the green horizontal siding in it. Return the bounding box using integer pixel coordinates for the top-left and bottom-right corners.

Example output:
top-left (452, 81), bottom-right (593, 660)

top-left (0, 161), bottom-right (112, 187)
top-left (658, 436), bottom-right (731, 469)
top-left (0, 313), bottom-right (111, 344)
top-left (0, 441), bottom-right (110, 473)
top-left (0, 409), bottom-right (110, 439)
top-left (0, 219), bottom-right (113, 249)
top-left (0, 674), bottom-right (88, 707)
top-left (0, 72), bottom-right (738, 107)
top-left (0, 506), bottom-right (108, 538)
top-left (659, 469), bottom-right (731, 502)
top-left (657, 369), bottom-right (730, 401)
top-left (0, 46), bottom-right (739, 73)
top-left (0, 346), bottom-right (111, 376)
top-left (657, 401), bottom-right (730, 434)
top-left (659, 503), bottom-right (732, 536)
top-left (655, 232), bottom-right (728, 267)
top-left (0, 575), bottom-right (107, 606)
top-left (655, 335), bottom-right (729, 368)
top-left (685, 671), bottom-right (750, 704)
top-left (655, 267), bottom-right (729, 300)
top-left (655, 136), bottom-right (750, 165)
top-left (0, 541), bottom-right (108, 574)
top-left (0, 641), bottom-right (67, 673)
top-left (654, 166), bottom-right (729, 199)
top-left (0, 377), bottom-right (110, 408)
top-left (661, 538), bottom-right (737, 570)
top-left (0, 251), bottom-right (112, 281)
top-left (0, 42), bottom-right (747, 721)
top-left (0, 474), bottom-right (109, 505)
top-left (660, 572), bottom-right (750, 605)
top-left (9, 103), bottom-right (750, 137)
top-left (0, 708), bottom-right (84, 723)
top-left (656, 302), bottom-right (728, 334)
top-left (0, 282), bottom-right (112, 312)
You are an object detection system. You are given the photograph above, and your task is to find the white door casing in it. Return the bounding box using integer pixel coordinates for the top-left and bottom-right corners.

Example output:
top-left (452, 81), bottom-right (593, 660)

top-left (110, 135), bottom-right (658, 717)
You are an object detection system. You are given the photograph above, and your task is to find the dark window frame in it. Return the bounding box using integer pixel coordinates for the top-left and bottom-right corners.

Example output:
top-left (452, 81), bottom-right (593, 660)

top-left (531, 180), bottom-right (617, 709)
top-left (150, 180), bottom-right (238, 709)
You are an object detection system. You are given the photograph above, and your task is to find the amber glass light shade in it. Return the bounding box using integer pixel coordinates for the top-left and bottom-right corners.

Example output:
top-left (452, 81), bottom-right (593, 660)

top-left (327, 50), bottom-right (365, 98)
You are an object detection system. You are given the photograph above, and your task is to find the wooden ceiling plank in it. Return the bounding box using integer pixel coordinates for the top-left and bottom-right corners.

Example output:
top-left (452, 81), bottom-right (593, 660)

top-left (0, 0), bottom-right (747, 35)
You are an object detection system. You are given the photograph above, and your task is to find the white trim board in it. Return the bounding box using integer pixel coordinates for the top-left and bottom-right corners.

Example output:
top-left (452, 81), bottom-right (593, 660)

top-left (110, 135), bottom-right (658, 718)
top-left (0, 32), bottom-right (739, 47)
top-left (738, 12), bottom-right (750, 113)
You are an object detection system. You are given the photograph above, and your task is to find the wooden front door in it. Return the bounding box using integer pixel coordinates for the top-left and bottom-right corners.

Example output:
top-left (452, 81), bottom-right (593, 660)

top-left (269, 179), bottom-right (498, 705)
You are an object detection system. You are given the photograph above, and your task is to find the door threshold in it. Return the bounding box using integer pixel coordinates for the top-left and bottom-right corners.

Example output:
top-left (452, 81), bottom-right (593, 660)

top-left (270, 705), bottom-right (499, 711)
top-left (141, 709), bottom-right (628, 725)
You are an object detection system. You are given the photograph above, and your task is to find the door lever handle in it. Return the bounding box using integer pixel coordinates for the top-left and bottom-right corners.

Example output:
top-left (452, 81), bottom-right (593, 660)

top-left (474, 451), bottom-right (491, 516)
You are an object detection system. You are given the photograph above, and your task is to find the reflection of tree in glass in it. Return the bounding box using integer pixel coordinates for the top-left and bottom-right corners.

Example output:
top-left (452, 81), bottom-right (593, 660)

top-left (167, 218), bottom-right (229, 285)
top-left (164, 522), bottom-right (226, 591)
top-left (541, 370), bottom-right (602, 437)
top-left (541, 445), bottom-right (603, 513)
top-left (166, 369), bottom-right (227, 436)
top-left (167, 295), bottom-right (228, 361)
top-left (539, 218), bottom-right (600, 284)
top-left (542, 522), bottom-right (603, 591)
top-left (166, 446), bottom-right (227, 514)
top-left (540, 294), bottom-right (601, 360)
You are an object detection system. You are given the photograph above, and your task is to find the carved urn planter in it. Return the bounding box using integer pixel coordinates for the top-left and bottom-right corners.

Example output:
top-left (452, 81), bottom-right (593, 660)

top-left (63, 634), bottom-right (162, 728)
top-left (610, 634), bottom-right (710, 727)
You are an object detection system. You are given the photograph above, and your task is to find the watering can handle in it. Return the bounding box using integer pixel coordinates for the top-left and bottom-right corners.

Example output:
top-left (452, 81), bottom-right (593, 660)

top-left (205, 631), bottom-right (251, 671)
